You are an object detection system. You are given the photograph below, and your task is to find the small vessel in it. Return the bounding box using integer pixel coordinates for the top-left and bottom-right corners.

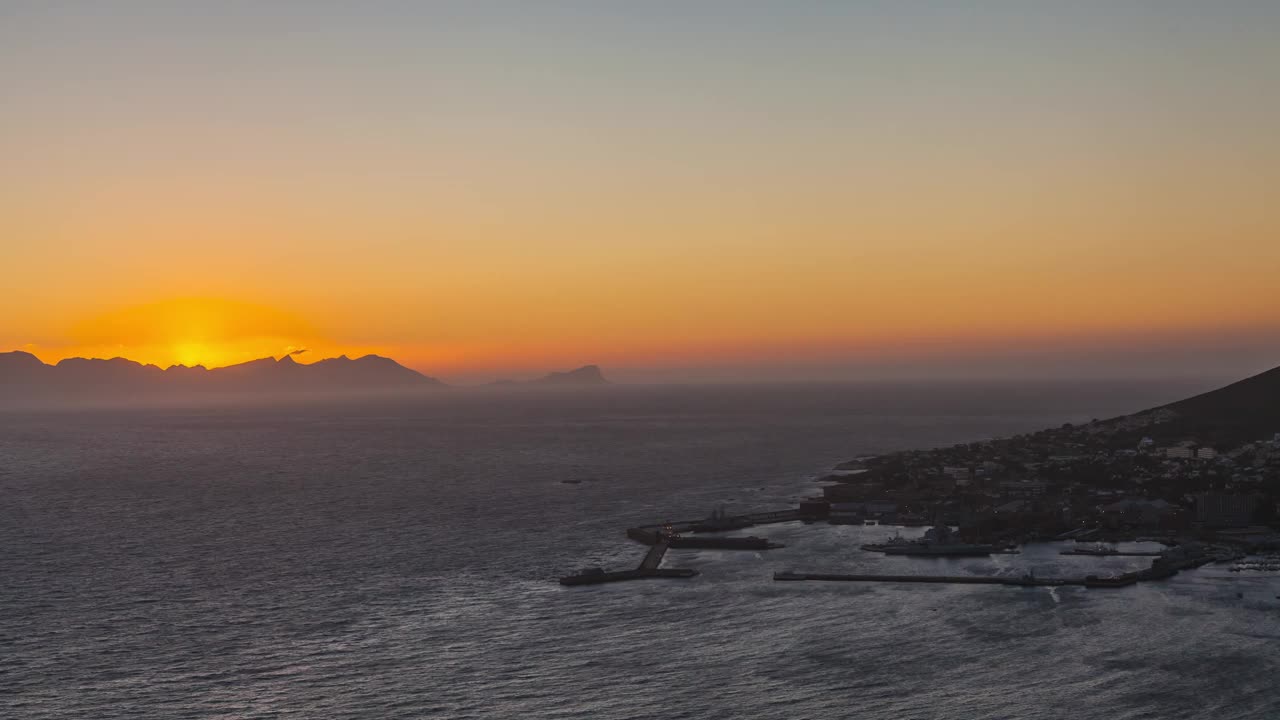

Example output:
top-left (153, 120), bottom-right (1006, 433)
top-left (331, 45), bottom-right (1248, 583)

top-left (871, 525), bottom-right (998, 557)
top-left (667, 535), bottom-right (781, 550)
top-left (1084, 573), bottom-right (1138, 588)
top-left (690, 506), bottom-right (754, 533)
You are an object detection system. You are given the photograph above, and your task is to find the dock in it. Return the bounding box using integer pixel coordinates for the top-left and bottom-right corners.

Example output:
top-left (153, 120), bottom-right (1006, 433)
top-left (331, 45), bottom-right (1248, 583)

top-left (559, 567), bottom-right (697, 586)
top-left (562, 507), bottom-right (796, 586)
top-left (1059, 550), bottom-right (1161, 557)
top-left (560, 540), bottom-right (702, 586)
top-left (639, 541), bottom-right (669, 570)
top-left (775, 549), bottom-right (1222, 589)
top-left (774, 571), bottom-right (1081, 587)
top-left (668, 536), bottom-right (783, 550)
top-left (626, 508), bottom-right (801, 539)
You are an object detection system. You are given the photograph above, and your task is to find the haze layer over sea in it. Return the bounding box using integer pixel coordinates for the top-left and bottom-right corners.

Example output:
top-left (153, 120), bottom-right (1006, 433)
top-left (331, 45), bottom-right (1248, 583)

top-left (3, 381), bottom-right (1277, 719)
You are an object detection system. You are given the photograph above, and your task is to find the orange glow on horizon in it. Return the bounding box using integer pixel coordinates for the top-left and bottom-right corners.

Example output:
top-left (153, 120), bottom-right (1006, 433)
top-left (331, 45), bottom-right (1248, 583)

top-left (14, 294), bottom-right (1279, 381)
top-left (4, 4), bottom-right (1279, 381)
top-left (18, 298), bottom-right (390, 370)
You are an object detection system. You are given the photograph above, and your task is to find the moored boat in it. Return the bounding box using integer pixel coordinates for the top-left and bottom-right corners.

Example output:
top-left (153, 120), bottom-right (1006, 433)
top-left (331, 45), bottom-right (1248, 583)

top-left (690, 506), bottom-right (754, 533)
top-left (868, 525), bottom-right (999, 557)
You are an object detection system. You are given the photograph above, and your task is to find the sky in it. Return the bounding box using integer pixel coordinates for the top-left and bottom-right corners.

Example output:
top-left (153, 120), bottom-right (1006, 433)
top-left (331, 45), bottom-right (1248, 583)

top-left (3, 2), bottom-right (1278, 383)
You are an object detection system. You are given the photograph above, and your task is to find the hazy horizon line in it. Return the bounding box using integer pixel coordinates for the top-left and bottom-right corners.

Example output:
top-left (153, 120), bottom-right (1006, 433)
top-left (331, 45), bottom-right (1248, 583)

top-left (4, 344), bottom-right (1271, 389)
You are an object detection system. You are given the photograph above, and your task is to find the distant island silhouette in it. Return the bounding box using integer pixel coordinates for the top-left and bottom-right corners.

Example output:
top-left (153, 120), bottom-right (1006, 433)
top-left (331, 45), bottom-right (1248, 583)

top-left (0, 351), bottom-right (612, 406)
top-left (487, 364), bottom-right (611, 387)
top-left (536, 364), bottom-right (609, 385)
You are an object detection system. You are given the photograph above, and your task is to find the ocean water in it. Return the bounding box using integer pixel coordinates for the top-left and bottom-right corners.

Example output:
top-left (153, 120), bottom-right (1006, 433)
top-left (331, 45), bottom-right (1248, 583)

top-left (2, 382), bottom-right (1278, 719)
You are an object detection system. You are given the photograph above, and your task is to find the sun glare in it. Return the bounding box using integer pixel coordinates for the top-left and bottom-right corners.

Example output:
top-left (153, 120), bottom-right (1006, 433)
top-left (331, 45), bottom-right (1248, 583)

top-left (56, 298), bottom-right (327, 369)
top-left (173, 342), bottom-right (214, 368)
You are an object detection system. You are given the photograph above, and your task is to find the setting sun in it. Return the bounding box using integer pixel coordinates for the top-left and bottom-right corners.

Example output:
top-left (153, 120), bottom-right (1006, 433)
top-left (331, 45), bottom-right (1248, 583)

top-left (3, 4), bottom-right (1280, 719)
top-left (3, 2), bottom-right (1278, 384)
top-left (33, 298), bottom-right (328, 369)
top-left (172, 342), bottom-right (216, 368)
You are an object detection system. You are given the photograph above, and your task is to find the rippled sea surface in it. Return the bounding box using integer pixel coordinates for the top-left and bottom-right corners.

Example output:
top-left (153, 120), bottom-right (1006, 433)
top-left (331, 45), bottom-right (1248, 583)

top-left (3, 382), bottom-right (1278, 719)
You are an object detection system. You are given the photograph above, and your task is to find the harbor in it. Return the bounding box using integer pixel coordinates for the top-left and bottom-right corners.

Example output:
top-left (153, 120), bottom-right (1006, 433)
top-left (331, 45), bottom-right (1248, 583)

top-left (562, 501), bottom-right (1260, 592)
top-left (769, 527), bottom-right (1233, 590)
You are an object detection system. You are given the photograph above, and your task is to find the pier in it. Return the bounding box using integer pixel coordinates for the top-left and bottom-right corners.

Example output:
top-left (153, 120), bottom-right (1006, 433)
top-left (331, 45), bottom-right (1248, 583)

top-left (559, 567), bottom-right (697, 586)
top-left (1059, 550), bottom-right (1161, 557)
top-left (775, 547), bottom-right (1224, 590)
top-left (561, 508), bottom-right (794, 586)
top-left (559, 541), bottom-right (701, 586)
top-left (626, 508), bottom-right (802, 539)
top-left (774, 571), bottom-right (1081, 587)
top-left (639, 541), bottom-right (669, 570)
top-left (668, 536), bottom-right (783, 550)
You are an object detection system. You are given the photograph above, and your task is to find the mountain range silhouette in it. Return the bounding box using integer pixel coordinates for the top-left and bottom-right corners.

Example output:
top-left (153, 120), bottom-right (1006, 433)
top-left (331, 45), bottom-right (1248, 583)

top-left (0, 351), bottom-right (441, 396)
top-left (0, 351), bottom-right (610, 405)
top-left (8, 352), bottom-right (1274, 431)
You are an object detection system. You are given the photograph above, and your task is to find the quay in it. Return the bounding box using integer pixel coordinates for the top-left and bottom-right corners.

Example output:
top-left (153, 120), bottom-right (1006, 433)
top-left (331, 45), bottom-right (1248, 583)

top-left (626, 508), bottom-right (801, 540)
top-left (639, 541), bottom-right (669, 570)
top-left (777, 571), bottom-right (1006, 585)
top-left (559, 568), bottom-right (697, 586)
top-left (774, 571), bottom-right (1081, 587)
top-left (1059, 549), bottom-right (1161, 557)
top-left (775, 547), bottom-right (1225, 590)
top-left (668, 536), bottom-right (783, 550)
top-left (625, 528), bottom-right (784, 550)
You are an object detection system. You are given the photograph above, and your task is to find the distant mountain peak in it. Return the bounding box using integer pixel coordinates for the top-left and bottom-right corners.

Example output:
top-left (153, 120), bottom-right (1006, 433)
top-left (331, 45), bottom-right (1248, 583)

top-left (1076, 361), bottom-right (1280, 447)
top-left (1, 350), bottom-right (45, 367)
top-left (0, 351), bottom-right (49, 382)
top-left (1149, 362), bottom-right (1280, 437)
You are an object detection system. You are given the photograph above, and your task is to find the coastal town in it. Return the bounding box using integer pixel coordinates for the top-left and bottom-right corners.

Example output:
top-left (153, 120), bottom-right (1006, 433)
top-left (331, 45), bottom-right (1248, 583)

top-left (562, 366), bottom-right (1280, 586)
top-left (809, 416), bottom-right (1280, 546)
